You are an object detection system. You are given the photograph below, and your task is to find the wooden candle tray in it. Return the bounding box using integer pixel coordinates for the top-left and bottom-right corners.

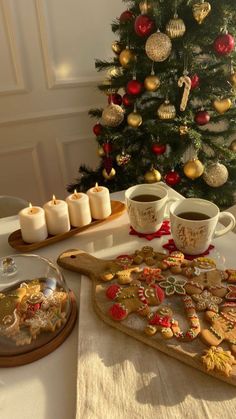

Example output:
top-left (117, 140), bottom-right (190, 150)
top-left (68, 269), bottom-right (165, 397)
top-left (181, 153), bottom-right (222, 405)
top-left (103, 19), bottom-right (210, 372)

top-left (8, 200), bottom-right (125, 252)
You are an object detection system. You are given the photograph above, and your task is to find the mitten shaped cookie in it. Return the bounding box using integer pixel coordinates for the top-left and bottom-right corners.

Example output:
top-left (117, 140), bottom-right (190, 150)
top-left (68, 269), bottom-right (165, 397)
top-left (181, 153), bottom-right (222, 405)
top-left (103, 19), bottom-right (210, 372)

top-left (201, 302), bottom-right (236, 356)
top-left (106, 282), bottom-right (165, 321)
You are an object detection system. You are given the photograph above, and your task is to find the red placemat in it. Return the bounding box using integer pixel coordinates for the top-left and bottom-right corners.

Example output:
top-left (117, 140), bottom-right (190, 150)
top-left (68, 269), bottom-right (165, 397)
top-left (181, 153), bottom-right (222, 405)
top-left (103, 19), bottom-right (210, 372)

top-left (162, 239), bottom-right (215, 260)
top-left (129, 220), bottom-right (170, 241)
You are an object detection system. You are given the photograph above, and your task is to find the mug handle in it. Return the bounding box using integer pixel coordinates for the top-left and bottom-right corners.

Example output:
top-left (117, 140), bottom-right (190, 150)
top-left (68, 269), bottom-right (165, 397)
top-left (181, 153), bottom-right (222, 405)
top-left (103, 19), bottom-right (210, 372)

top-left (164, 198), bottom-right (180, 219)
top-left (214, 211), bottom-right (236, 238)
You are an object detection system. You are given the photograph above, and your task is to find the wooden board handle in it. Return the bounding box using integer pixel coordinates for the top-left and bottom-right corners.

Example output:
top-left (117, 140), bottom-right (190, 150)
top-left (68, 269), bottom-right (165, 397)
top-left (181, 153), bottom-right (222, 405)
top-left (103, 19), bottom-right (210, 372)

top-left (57, 249), bottom-right (119, 281)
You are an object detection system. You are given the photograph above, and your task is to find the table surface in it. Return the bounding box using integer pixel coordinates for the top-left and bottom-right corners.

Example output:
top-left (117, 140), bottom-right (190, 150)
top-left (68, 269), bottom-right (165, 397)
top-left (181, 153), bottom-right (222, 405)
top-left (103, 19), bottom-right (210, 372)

top-left (0, 186), bottom-right (236, 419)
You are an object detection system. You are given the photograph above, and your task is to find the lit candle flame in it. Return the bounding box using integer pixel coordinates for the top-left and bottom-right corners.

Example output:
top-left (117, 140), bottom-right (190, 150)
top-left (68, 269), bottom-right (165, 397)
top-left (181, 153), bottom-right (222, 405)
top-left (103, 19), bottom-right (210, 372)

top-left (52, 194), bottom-right (57, 205)
top-left (74, 189), bottom-right (77, 194)
top-left (94, 182), bottom-right (101, 192)
top-left (29, 202), bottom-right (33, 213)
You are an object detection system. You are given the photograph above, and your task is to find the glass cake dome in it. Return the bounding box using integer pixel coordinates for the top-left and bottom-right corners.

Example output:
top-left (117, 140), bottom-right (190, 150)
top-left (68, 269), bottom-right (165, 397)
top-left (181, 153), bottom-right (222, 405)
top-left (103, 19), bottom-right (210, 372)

top-left (0, 253), bottom-right (73, 362)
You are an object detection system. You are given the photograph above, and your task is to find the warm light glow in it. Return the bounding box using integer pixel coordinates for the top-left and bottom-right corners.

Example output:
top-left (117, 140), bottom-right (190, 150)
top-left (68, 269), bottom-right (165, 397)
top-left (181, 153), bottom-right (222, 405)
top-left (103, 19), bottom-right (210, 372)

top-left (72, 189), bottom-right (81, 200)
top-left (74, 189), bottom-right (77, 194)
top-left (93, 182), bottom-right (102, 192)
top-left (55, 63), bottom-right (72, 78)
top-left (52, 195), bottom-right (57, 205)
top-left (29, 202), bottom-right (33, 213)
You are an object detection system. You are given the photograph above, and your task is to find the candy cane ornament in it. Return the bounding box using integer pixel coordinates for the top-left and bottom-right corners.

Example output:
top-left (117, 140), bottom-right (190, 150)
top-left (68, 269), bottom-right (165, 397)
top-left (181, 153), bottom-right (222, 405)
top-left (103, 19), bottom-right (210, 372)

top-left (178, 74), bottom-right (192, 111)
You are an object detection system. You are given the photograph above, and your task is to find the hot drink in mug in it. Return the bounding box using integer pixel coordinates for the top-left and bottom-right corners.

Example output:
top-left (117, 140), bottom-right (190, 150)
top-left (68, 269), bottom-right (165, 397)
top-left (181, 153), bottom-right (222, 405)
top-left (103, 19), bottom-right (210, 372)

top-left (125, 184), bottom-right (178, 234)
top-left (170, 198), bottom-right (236, 255)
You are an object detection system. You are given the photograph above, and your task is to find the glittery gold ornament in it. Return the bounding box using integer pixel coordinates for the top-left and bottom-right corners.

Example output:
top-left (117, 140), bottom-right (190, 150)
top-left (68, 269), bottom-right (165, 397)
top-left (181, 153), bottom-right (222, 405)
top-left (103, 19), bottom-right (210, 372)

top-left (111, 40), bottom-right (123, 55)
top-left (102, 104), bottom-right (124, 127)
top-left (144, 168), bottom-right (161, 183)
top-left (166, 14), bottom-right (186, 39)
top-left (102, 167), bottom-right (116, 180)
top-left (183, 158), bottom-right (204, 180)
top-left (119, 48), bottom-right (136, 68)
top-left (192, 2), bottom-right (211, 24)
top-left (97, 146), bottom-right (105, 157)
top-left (203, 163), bottom-right (228, 187)
top-left (144, 74), bottom-right (161, 91)
top-left (116, 153), bottom-right (131, 166)
top-left (127, 111), bottom-right (142, 127)
top-left (179, 125), bottom-right (189, 135)
top-left (213, 98), bottom-right (232, 114)
top-left (229, 139), bottom-right (236, 152)
top-left (139, 0), bottom-right (153, 14)
top-left (230, 72), bottom-right (236, 87)
top-left (157, 100), bottom-right (176, 120)
top-left (145, 31), bottom-right (172, 62)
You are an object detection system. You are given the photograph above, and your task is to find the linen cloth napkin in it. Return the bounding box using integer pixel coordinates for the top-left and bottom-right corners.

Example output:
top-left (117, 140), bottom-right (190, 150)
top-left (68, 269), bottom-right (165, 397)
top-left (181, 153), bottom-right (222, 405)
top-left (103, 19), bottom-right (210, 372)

top-left (76, 277), bottom-right (236, 419)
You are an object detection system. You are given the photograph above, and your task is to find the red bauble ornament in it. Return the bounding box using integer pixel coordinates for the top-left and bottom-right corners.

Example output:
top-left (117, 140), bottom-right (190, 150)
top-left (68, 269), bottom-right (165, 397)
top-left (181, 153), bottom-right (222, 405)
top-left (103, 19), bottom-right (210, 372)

top-left (108, 93), bottom-right (123, 106)
top-left (151, 143), bottom-right (166, 155)
top-left (126, 80), bottom-right (143, 96)
top-left (120, 10), bottom-right (134, 22)
top-left (93, 123), bottom-right (103, 136)
top-left (213, 33), bottom-right (235, 56)
top-left (122, 93), bottom-right (133, 107)
top-left (191, 74), bottom-right (200, 90)
top-left (134, 14), bottom-right (155, 37)
top-left (165, 170), bottom-right (181, 186)
top-left (194, 110), bottom-right (210, 126)
top-left (103, 143), bottom-right (112, 154)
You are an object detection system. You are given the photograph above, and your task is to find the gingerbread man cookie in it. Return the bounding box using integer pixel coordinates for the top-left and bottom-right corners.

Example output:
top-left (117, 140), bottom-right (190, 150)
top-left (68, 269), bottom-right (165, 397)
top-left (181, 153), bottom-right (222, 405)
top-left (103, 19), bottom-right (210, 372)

top-left (201, 302), bottom-right (236, 356)
top-left (184, 269), bottom-right (228, 298)
top-left (145, 306), bottom-right (174, 339)
top-left (106, 282), bottom-right (165, 321)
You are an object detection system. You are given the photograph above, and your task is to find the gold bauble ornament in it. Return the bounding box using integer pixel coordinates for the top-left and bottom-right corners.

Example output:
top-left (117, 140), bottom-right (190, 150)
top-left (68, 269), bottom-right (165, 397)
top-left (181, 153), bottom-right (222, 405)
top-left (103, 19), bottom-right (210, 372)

top-left (127, 111), bottom-right (143, 128)
top-left (166, 14), bottom-right (186, 39)
top-left (97, 146), bottom-right (105, 157)
top-left (192, 2), bottom-right (211, 24)
top-left (144, 74), bottom-right (161, 91)
top-left (213, 98), bottom-right (232, 114)
top-left (102, 167), bottom-right (116, 180)
top-left (144, 168), bottom-right (162, 183)
top-left (119, 48), bottom-right (136, 68)
top-left (230, 72), bottom-right (236, 88)
top-left (139, 0), bottom-right (153, 14)
top-left (229, 139), bottom-right (236, 152)
top-left (111, 40), bottom-right (123, 55)
top-left (145, 31), bottom-right (172, 62)
top-left (157, 100), bottom-right (176, 120)
top-left (179, 125), bottom-right (189, 135)
top-left (102, 104), bottom-right (124, 127)
top-left (183, 158), bottom-right (204, 180)
top-left (116, 153), bottom-right (131, 166)
top-left (203, 163), bottom-right (228, 187)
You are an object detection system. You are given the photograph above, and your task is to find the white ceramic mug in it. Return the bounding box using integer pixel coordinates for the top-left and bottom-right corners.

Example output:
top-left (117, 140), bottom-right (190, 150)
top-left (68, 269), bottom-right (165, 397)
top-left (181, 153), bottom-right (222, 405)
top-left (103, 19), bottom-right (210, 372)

top-left (125, 184), bottom-right (178, 234)
top-left (170, 198), bottom-right (236, 255)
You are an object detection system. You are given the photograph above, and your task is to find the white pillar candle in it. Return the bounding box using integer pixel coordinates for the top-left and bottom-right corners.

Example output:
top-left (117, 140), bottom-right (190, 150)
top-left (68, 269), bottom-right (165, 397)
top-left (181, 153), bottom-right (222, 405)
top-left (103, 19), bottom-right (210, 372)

top-left (66, 191), bottom-right (92, 227)
top-left (87, 183), bottom-right (111, 220)
top-left (43, 195), bottom-right (70, 235)
top-left (19, 203), bottom-right (48, 243)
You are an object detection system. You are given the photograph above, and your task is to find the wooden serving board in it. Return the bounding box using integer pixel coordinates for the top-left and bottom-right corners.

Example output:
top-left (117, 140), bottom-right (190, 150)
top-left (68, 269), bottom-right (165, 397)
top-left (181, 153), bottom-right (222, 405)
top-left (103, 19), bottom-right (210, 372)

top-left (8, 200), bottom-right (125, 252)
top-left (57, 248), bottom-right (236, 386)
top-left (0, 291), bottom-right (77, 367)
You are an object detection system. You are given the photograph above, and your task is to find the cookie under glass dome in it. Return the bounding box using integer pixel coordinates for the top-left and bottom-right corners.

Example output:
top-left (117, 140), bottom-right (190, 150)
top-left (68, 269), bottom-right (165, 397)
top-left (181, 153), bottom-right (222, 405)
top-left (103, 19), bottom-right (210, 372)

top-left (0, 253), bottom-right (72, 358)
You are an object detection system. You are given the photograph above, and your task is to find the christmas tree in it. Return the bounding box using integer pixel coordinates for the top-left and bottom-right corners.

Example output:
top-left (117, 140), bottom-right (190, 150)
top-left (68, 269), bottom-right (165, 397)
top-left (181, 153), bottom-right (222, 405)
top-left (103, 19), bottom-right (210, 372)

top-left (68, 0), bottom-right (236, 209)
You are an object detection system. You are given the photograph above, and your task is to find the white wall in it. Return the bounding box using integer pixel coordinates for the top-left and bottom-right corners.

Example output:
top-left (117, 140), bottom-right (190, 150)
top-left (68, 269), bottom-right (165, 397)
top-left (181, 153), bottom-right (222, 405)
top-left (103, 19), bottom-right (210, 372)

top-left (0, 0), bottom-right (123, 204)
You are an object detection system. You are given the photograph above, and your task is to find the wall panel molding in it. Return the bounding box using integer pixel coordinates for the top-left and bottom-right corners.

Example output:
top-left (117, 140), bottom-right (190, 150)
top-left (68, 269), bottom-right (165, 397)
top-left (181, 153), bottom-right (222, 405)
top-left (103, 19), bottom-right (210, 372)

top-left (0, 142), bottom-right (46, 202)
top-left (35, 0), bottom-right (103, 89)
top-left (0, 0), bottom-right (26, 94)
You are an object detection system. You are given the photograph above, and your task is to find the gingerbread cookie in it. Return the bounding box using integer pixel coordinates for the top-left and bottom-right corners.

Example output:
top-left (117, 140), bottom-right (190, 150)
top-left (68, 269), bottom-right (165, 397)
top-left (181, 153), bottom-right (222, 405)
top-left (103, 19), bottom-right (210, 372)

top-left (225, 285), bottom-right (236, 301)
top-left (132, 246), bottom-right (157, 265)
top-left (171, 295), bottom-right (201, 341)
top-left (184, 269), bottom-right (228, 298)
top-left (192, 290), bottom-right (222, 313)
top-left (201, 303), bottom-right (236, 355)
top-left (201, 346), bottom-right (236, 377)
top-left (106, 282), bottom-right (165, 321)
top-left (137, 267), bottom-right (164, 284)
top-left (226, 270), bottom-right (236, 283)
top-left (159, 276), bottom-right (186, 296)
top-left (145, 306), bottom-right (174, 339)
